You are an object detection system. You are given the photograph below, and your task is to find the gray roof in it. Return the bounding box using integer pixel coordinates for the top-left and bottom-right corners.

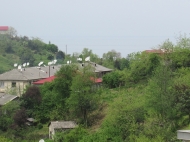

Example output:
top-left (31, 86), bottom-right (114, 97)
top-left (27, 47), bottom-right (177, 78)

top-left (0, 63), bottom-right (112, 81)
top-left (0, 93), bottom-right (18, 106)
top-left (50, 121), bottom-right (77, 129)
top-left (0, 65), bottom-right (61, 81)
top-left (79, 62), bottom-right (113, 73)
top-left (27, 118), bottom-right (36, 122)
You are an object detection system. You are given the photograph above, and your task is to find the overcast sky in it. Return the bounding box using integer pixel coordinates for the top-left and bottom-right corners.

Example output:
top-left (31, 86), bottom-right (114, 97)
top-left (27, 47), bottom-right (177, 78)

top-left (1, 0), bottom-right (190, 57)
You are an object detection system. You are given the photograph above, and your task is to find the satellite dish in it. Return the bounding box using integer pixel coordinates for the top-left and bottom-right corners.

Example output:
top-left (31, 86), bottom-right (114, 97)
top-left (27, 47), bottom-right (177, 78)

top-left (26, 62), bottom-right (29, 66)
top-left (14, 63), bottom-right (18, 67)
top-left (53, 59), bottom-right (57, 64)
top-left (67, 61), bottom-right (70, 64)
top-left (77, 58), bottom-right (82, 61)
top-left (23, 63), bottom-right (26, 67)
top-left (38, 61), bottom-right (43, 66)
top-left (18, 65), bottom-right (22, 70)
top-left (48, 61), bottom-right (52, 66)
top-left (39, 139), bottom-right (45, 142)
top-left (85, 56), bottom-right (90, 61)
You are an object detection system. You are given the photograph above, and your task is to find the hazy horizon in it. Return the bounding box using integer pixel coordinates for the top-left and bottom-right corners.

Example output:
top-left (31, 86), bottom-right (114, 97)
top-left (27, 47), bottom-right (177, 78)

top-left (1, 0), bottom-right (190, 57)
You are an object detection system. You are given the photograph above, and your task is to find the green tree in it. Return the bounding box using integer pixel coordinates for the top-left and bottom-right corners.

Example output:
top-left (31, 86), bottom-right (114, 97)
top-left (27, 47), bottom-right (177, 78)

top-left (56, 50), bottom-right (65, 60)
top-left (0, 136), bottom-right (12, 142)
top-left (146, 64), bottom-right (174, 120)
top-left (102, 50), bottom-right (121, 69)
top-left (102, 71), bottom-right (123, 88)
top-left (21, 85), bottom-right (42, 116)
top-left (0, 101), bottom-right (20, 131)
top-left (67, 65), bottom-right (99, 126)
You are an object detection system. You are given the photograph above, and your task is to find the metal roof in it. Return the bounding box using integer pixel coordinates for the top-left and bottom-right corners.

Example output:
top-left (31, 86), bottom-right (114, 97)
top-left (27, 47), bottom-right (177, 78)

top-left (0, 63), bottom-right (112, 81)
top-left (79, 62), bottom-right (113, 73)
top-left (0, 65), bottom-right (61, 81)
top-left (49, 121), bottom-right (77, 129)
top-left (0, 93), bottom-right (18, 106)
top-left (33, 76), bottom-right (55, 85)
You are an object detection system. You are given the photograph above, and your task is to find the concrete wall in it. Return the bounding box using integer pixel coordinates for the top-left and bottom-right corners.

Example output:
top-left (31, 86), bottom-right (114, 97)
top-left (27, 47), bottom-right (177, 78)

top-left (0, 81), bottom-right (30, 96)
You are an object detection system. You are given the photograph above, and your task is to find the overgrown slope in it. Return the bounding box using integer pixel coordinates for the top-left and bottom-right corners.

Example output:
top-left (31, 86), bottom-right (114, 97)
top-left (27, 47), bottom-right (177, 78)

top-left (0, 34), bottom-right (65, 73)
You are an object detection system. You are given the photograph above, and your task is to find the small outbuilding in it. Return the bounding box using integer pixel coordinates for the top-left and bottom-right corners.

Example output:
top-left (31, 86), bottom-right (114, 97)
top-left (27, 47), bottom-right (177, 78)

top-left (177, 130), bottom-right (190, 141)
top-left (49, 121), bottom-right (77, 139)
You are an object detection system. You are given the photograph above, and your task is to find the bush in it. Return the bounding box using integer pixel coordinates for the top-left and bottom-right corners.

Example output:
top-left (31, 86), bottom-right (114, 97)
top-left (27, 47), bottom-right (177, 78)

top-left (37, 123), bottom-right (43, 129)
top-left (102, 71), bottom-right (123, 88)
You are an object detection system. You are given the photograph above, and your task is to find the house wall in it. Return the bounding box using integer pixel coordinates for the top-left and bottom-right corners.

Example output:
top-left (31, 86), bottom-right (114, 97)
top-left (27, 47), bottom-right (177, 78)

top-left (0, 81), bottom-right (30, 96)
top-left (49, 124), bottom-right (55, 139)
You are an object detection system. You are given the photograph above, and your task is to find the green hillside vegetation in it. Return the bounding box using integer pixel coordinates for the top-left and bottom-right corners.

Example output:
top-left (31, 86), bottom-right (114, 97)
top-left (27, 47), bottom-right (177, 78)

top-left (0, 31), bottom-right (65, 73)
top-left (2, 35), bottom-right (190, 141)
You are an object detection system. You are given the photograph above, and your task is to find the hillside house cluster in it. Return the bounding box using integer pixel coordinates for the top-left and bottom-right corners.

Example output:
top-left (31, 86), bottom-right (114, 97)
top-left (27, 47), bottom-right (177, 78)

top-left (0, 62), bottom-right (112, 97)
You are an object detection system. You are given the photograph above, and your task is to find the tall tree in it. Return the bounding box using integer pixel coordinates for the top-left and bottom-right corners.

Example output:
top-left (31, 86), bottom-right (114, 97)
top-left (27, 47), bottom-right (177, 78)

top-left (146, 64), bottom-right (174, 120)
top-left (67, 65), bottom-right (99, 126)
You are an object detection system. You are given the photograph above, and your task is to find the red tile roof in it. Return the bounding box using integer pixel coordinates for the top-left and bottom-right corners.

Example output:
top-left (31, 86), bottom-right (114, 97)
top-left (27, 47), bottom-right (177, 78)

top-left (0, 26), bottom-right (9, 31)
top-left (32, 76), bottom-right (55, 85)
top-left (145, 49), bottom-right (164, 54)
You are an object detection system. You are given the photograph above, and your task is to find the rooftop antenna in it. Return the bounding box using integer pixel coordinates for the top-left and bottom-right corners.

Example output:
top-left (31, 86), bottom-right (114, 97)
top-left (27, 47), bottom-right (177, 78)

top-left (22, 62), bottom-right (29, 71)
top-left (47, 59), bottom-right (57, 77)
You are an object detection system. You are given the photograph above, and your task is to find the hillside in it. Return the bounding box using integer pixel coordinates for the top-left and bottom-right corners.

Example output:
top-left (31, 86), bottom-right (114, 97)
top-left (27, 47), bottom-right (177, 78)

top-left (0, 34), bottom-right (65, 73)
top-left (2, 36), bottom-right (190, 142)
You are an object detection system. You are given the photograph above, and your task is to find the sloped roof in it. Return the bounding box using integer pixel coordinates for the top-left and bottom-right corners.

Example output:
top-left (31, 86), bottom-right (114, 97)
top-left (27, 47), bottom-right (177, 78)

top-left (79, 62), bottom-right (112, 73)
top-left (49, 121), bottom-right (77, 129)
top-left (0, 63), bottom-right (112, 81)
top-left (0, 93), bottom-right (18, 106)
top-left (33, 76), bottom-right (102, 85)
top-left (33, 76), bottom-right (55, 85)
top-left (0, 65), bottom-right (61, 81)
top-left (144, 49), bottom-right (171, 54)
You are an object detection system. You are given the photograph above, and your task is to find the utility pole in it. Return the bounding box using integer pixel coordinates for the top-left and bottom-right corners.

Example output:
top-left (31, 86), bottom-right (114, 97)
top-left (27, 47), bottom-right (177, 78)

top-left (66, 45), bottom-right (67, 55)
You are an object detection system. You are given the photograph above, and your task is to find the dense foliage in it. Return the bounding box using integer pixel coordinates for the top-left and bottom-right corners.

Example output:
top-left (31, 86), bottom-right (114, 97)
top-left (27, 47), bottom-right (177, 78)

top-left (2, 34), bottom-right (190, 141)
top-left (0, 28), bottom-right (65, 73)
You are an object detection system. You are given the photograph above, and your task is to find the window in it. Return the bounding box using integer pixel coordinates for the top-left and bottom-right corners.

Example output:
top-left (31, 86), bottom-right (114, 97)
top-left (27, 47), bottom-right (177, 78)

top-left (0, 81), bottom-right (4, 88)
top-left (12, 82), bottom-right (16, 87)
